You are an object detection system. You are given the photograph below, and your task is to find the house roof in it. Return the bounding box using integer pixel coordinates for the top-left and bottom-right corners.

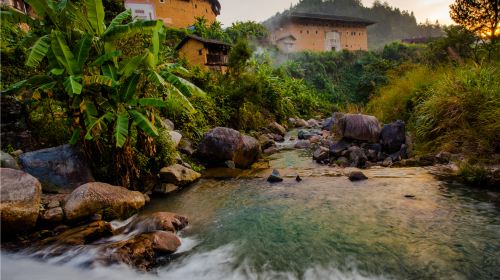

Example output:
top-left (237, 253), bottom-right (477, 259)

top-left (176, 35), bottom-right (232, 50)
top-left (276, 35), bottom-right (297, 42)
top-left (270, 12), bottom-right (375, 27)
top-left (208, 0), bottom-right (221, 15)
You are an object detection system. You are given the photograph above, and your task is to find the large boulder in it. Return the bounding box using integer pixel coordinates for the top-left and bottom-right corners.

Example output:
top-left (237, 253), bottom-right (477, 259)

top-left (380, 120), bottom-right (406, 153)
top-left (64, 182), bottom-right (146, 222)
top-left (197, 127), bottom-right (260, 169)
top-left (159, 164), bottom-right (201, 186)
top-left (19, 144), bottom-right (94, 193)
top-left (268, 122), bottom-right (286, 136)
top-left (0, 168), bottom-right (42, 235)
top-left (0, 151), bottom-right (19, 169)
top-left (336, 114), bottom-right (381, 143)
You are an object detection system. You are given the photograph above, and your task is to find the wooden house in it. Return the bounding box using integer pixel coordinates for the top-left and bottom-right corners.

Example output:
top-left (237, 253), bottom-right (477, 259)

top-left (176, 35), bottom-right (231, 73)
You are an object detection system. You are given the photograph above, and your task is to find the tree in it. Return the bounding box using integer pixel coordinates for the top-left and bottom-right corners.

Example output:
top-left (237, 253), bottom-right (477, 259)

top-left (3, 0), bottom-right (202, 187)
top-left (450, 0), bottom-right (500, 42)
top-left (228, 40), bottom-right (252, 76)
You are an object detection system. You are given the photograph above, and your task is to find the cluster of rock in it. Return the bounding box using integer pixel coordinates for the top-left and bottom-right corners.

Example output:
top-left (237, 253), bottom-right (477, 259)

top-left (297, 114), bottom-right (411, 168)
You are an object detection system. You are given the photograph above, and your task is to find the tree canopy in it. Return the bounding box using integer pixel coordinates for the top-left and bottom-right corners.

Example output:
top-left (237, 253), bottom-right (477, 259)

top-left (450, 0), bottom-right (500, 42)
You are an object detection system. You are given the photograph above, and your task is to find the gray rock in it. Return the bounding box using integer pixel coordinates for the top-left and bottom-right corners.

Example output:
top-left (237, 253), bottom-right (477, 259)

top-left (267, 169), bottom-right (283, 183)
top-left (380, 120), bottom-right (406, 153)
top-left (40, 206), bottom-right (64, 224)
top-left (0, 151), bottom-right (19, 169)
top-left (298, 129), bottom-right (321, 140)
top-left (307, 119), bottom-right (319, 128)
top-left (154, 183), bottom-right (179, 195)
top-left (348, 171), bottom-right (368, 181)
top-left (197, 127), bottom-right (260, 169)
top-left (179, 139), bottom-right (195, 156)
top-left (329, 140), bottom-right (351, 156)
top-left (263, 146), bottom-right (279, 155)
top-left (348, 146), bottom-right (368, 168)
top-left (64, 182), bottom-right (146, 222)
top-left (295, 119), bottom-right (308, 127)
top-left (258, 134), bottom-right (275, 150)
top-left (169, 131), bottom-right (182, 148)
top-left (268, 122), bottom-right (286, 136)
top-left (313, 147), bottom-right (330, 163)
top-left (382, 157), bottom-right (393, 167)
top-left (322, 117), bottom-right (335, 131)
top-left (294, 140), bottom-right (311, 149)
top-left (19, 144), bottom-right (94, 194)
top-left (159, 164), bottom-right (201, 186)
top-left (336, 114), bottom-right (381, 143)
top-left (161, 118), bottom-right (175, 131)
top-left (1, 168), bottom-right (42, 235)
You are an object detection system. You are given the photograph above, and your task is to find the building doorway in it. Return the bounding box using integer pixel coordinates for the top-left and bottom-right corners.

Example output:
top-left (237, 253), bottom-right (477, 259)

top-left (325, 31), bottom-right (341, 51)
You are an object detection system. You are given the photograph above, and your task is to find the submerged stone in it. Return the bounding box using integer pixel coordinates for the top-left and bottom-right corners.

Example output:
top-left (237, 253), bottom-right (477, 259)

top-left (267, 169), bottom-right (283, 183)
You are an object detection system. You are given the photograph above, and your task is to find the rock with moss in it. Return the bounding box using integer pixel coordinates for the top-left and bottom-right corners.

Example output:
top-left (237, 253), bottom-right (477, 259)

top-left (159, 164), bottom-right (201, 186)
top-left (63, 182), bottom-right (146, 222)
top-left (1, 168), bottom-right (42, 236)
top-left (0, 151), bottom-right (19, 169)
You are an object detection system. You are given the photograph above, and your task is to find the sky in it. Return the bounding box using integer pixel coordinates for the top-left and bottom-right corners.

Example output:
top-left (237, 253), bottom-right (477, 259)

top-left (217, 0), bottom-right (455, 27)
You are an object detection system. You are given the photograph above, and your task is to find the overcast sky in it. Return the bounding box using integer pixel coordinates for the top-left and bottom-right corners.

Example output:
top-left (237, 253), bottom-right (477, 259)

top-left (218, 0), bottom-right (455, 27)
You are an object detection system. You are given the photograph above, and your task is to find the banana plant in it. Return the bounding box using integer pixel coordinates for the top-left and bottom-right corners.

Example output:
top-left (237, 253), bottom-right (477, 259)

top-left (2, 0), bottom-right (204, 148)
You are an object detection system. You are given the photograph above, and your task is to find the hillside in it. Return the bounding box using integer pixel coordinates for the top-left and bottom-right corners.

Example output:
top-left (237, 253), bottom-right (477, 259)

top-left (264, 0), bottom-right (444, 49)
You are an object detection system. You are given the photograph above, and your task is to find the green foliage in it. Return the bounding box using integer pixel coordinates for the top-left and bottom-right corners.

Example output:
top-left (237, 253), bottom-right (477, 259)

top-left (226, 21), bottom-right (269, 43)
top-left (228, 40), bottom-right (252, 75)
top-left (2, 0), bottom-right (202, 188)
top-left (367, 61), bottom-right (500, 159)
top-left (192, 17), bottom-right (231, 43)
top-left (457, 162), bottom-right (491, 187)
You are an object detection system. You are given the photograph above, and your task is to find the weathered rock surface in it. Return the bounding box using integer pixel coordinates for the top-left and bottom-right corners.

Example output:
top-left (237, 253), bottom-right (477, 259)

top-left (336, 114), bottom-right (381, 143)
top-left (197, 127), bottom-right (260, 169)
top-left (329, 140), bottom-right (351, 157)
top-left (348, 146), bottom-right (368, 168)
top-left (313, 147), bottom-right (330, 163)
top-left (64, 182), bottom-right (146, 222)
top-left (294, 140), bottom-right (311, 149)
top-left (118, 212), bottom-right (189, 234)
top-left (0, 168), bottom-right (42, 235)
top-left (169, 131), bottom-right (183, 148)
top-left (295, 119), bottom-right (308, 127)
top-left (19, 144), bottom-right (94, 193)
top-left (159, 164), bottom-right (201, 186)
top-left (41, 221), bottom-right (113, 246)
top-left (267, 169), bottom-right (283, 183)
top-left (154, 183), bottom-right (179, 195)
top-left (380, 120), bottom-right (406, 153)
top-left (0, 151), bottom-right (19, 169)
top-left (258, 134), bottom-right (275, 150)
top-left (40, 207), bottom-right (64, 224)
top-left (268, 122), bottom-right (286, 136)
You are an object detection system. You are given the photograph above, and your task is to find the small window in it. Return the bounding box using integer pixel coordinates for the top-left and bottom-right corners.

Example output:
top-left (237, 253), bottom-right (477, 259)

top-left (300, 30), bottom-right (303, 34)
top-left (316, 30), bottom-right (318, 34)
top-left (195, 4), bottom-right (197, 8)
top-left (307, 30), bottom-right (309, 34)
top-left (198, 49), bottom-right (203, 55)
top-left (159, 0), bottom-right (164, 3)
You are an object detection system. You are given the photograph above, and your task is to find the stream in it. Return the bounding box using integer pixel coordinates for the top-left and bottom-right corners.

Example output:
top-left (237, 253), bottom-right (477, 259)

top-left (2, 147), bottom-right (500, 279)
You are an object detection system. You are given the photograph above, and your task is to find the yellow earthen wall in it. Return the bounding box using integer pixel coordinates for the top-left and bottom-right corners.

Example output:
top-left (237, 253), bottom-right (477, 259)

top-left (153, 0), bottom-right (216, 28)
top-left (271, 21), bottom-right (369, 52)
top-left (179, 39), bottom-right (207, 69)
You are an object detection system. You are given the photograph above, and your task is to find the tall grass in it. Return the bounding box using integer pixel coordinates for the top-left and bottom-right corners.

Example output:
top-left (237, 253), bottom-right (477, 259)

top-left (366, 61), bottom-right (500, 159)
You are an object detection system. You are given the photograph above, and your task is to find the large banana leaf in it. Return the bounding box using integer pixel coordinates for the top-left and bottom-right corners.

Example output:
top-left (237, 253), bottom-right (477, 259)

top-left (74, 35), bottom-right (92, 70)
top-left (50, 30), bottom-right (79, 75)
top-left (119, 54), bottom-right (145, 78)
top-left (148, 71), bottom-right (195, 112)
top-left (85, 112), bottom-right (113, 140)
top-left (83, 75), bottom-right (116, 87)
top-left (114, 110), bottom-right (129, 147)
top-left (1, 75), bottom-right (54, 94)
top-left (120, 74), bottom-right (140, 101)
top-left (64, 75), bottom-right (83, 95)
top-left (129, 110), bottom-right (158, 137)
top-left (136, 98), bottom-right (167, 108)
top-left (91, 50), bottom-right (121, 67)
top-left (101, 63), bottom-right (118, 81)
top-left (108, 9), bottom-right (131, 29)
top-left (85, 0), bottom-right (106, 35)
top-left (26, 35), bottom-right (50, 68)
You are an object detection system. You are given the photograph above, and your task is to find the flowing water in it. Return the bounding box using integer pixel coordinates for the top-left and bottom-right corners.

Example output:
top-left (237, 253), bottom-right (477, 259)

top-left (2, 148), bottom-right (500, 280)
